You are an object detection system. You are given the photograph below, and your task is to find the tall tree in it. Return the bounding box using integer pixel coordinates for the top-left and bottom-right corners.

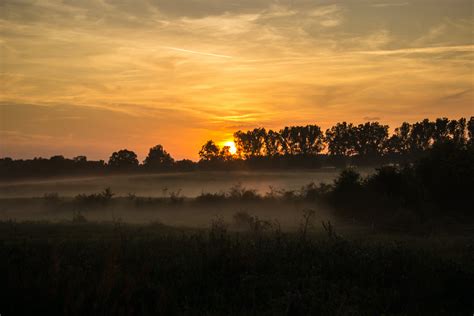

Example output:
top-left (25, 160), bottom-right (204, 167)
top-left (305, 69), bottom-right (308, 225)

top-left (279, 125), bottom-right (325, 155)
top-left (108, 149), bottom-right (139, 169)
top-left (234, 128), bottom-right (266, 158)
top-left (143, 145), bottom-right (174, 169)
top-left (408, 119), bottom-right (434, 152)
top-left (433, 118), bottom-right (450, 144)
top-left (264, 129), bottom-right (282, 157)
top-left (387, 122), bottom-right (411, 154)
top-left (199, 140), bottom-right (220, 161)
top-left (353, 122), bottom-right (389, 156)
top-left (325, 122), bottom-right (356, 156)
top-left (448, 118), bottom-right (467, 145)
top-left (219, 146), bottom-right (233, 161)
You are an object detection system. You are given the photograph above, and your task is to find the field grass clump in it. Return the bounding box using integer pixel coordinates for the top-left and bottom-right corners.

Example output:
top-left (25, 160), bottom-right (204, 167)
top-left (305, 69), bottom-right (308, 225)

top-left (74, 187), bottom-right (114, 208)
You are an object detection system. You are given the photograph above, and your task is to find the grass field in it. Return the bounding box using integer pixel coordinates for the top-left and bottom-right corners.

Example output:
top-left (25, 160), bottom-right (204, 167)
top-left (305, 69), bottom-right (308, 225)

top-left (1, 220), bottom-right (473, 315)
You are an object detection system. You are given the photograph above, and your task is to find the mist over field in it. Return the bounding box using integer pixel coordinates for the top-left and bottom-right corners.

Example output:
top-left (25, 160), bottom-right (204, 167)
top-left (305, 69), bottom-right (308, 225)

top-left (0, 170), bottom-right (346, 198)
top-left (0, 170), bottom-right (353, 230)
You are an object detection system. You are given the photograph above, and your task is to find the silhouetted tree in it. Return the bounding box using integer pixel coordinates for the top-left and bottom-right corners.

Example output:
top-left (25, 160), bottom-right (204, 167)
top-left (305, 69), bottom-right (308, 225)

top-left (50, 155), bottom-right (65, 161)
top-left (387, 122), bottom-right (411, 154)
top-left (408, 119), bottom-right (434, 153)
top-left (143, 145), bottom-right (174, 170)
top-left (279, 125), bottom-right (325, 155)
top-left (468, 117), bottom-right (474, 146)
top-left (199, 140), bottom-right (220, 161)
top-left (175, 159), bottom-right (196, 171)
top-left (219, 146), bottom-right (233, 161)
top-left (108, 149), bottom-right (139, 170)
top-left (234, 128), bottom-right (266, 158)
top-left (325, 122), bottom-right (356, 156)
top-left (433, 118), bottom-right (450, 144)
top-left (2, 116), bottom-right (473, 178)
top-left (264, 129), bottom-right (282, 157)
top-left (73, 156), bottom-right (87, 163)
top-left (447, 118), bottom-right (467, 145)
top-left (353, 122), bottom-right (389, 156)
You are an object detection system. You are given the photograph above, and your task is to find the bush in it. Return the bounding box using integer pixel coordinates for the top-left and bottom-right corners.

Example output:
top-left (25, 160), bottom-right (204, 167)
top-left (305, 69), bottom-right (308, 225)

top-left (74, 187), bottom-right (114, 208)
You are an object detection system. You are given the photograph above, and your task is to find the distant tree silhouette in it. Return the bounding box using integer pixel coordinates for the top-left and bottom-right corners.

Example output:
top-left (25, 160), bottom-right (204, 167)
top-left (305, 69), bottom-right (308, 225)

top-left (448, 118), bottom-right (467, 145)
top-left (264, 130), bottom-right (282, 157)
top-left (433, 118), bottom-right (450, 143)
top-left (73, 156), bottom-right (87, 163)
top-left (174, 159), bottom-right (196, 171)
top-left (408, 119), bottom-right (434, 153)
top-left (325, 122), bottom-right (356, 156)
top-left (108, 149), bottom-right (138, 170)
top-left (50, 155), bottom-right (65, 161)
top-left (2, 116), bottom-right (473, 179)
top-left (279, 125), bottom-right (325, 155)
top-left (219, 146), bottom-right (234, 161)
top-left (143, 145), bottom-right (174, 170)
top-left (352, 122), bottom-right (389, 156)
top-left (234, 128), bottom-right (266, 158)
top-left (387, 122), bottom-right (411, 154)
top-left (199, 140), bottom-right (220, 161)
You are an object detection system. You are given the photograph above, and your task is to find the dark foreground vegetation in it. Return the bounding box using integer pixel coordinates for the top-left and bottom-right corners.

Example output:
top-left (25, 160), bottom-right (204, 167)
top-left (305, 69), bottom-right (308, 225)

top-left (1, 220), bottom-right (473, 316)
top-left (1, 117), bottom-right (473, 179)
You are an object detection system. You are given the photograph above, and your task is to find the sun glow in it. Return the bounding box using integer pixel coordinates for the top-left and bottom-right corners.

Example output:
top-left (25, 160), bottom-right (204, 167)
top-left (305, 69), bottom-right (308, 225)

top-left (223, 141), bottom-right (237, 155)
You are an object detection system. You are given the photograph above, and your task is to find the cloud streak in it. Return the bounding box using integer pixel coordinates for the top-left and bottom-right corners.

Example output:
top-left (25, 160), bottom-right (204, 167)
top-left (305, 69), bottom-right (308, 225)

top-left (371, 2), bottom-right (410, 8)
top-left (357, 44), bottom-right (474, 55)
top-left (162, 46), bottom-right (233, 59)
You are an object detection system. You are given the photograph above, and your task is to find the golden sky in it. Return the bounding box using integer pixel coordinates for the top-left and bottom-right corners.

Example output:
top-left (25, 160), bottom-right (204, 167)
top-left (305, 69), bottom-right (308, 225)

top-left (1, 0), bottom-right (473, 160)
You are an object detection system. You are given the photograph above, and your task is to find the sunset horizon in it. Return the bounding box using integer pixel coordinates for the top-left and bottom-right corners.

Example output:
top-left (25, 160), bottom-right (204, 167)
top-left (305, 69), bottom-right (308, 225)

top-left (1, 1), bottom-right (474, 314)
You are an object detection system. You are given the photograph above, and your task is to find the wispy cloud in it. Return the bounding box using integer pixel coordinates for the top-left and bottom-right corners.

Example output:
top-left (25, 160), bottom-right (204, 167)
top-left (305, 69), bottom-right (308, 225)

top-left (358, 44), bottom-right (474, 55)
top-left (162, 46), bottom-right (233, 59)
top-left (371, 2), bottom-right (410, 8)
top-left (439, 88), bottom-right (473, 101)
top-left (308, 4), bottom-right (344, 28)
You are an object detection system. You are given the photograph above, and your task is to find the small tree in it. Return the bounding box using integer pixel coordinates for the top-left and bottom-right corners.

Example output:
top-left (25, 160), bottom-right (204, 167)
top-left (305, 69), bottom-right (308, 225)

top-left (219, 146), bottom-right (233, 161)
top-left (143, 145), bottom-right (174, 170)
top-left (199, 140), bottom-right (220, 161)
top-left (108, 149), bottom-right (139, 170)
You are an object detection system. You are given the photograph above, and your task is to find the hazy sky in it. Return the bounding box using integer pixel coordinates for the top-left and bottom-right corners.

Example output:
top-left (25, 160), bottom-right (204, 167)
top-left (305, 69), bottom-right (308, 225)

top-left (1, 0), bottom-right (473, 160)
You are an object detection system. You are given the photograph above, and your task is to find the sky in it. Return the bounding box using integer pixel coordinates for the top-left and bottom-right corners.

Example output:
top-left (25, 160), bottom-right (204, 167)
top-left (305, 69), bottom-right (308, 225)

top-left (1, 0), bottom-right (473, 161)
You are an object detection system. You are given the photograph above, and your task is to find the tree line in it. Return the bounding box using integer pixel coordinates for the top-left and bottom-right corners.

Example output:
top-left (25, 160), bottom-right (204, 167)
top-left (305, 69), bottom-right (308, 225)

top-left (201, 117), bottom-right (473, 160)
top-left (1, 117), bottom-right (473, 179)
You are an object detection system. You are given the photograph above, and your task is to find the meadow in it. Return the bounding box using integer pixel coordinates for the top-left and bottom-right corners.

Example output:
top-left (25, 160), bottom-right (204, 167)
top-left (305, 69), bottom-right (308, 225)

top-left (1, 143), bottom-right (473, 315)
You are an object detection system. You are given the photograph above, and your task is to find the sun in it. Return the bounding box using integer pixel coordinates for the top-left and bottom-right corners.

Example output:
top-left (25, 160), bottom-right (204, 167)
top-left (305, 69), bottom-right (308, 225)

top-left (223, 141), bottom-right (237, 155)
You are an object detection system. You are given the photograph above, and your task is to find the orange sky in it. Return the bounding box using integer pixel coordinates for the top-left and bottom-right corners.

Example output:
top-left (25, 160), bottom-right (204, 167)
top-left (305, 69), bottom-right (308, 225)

top-left (1, 0), bottom-right (473, 161)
